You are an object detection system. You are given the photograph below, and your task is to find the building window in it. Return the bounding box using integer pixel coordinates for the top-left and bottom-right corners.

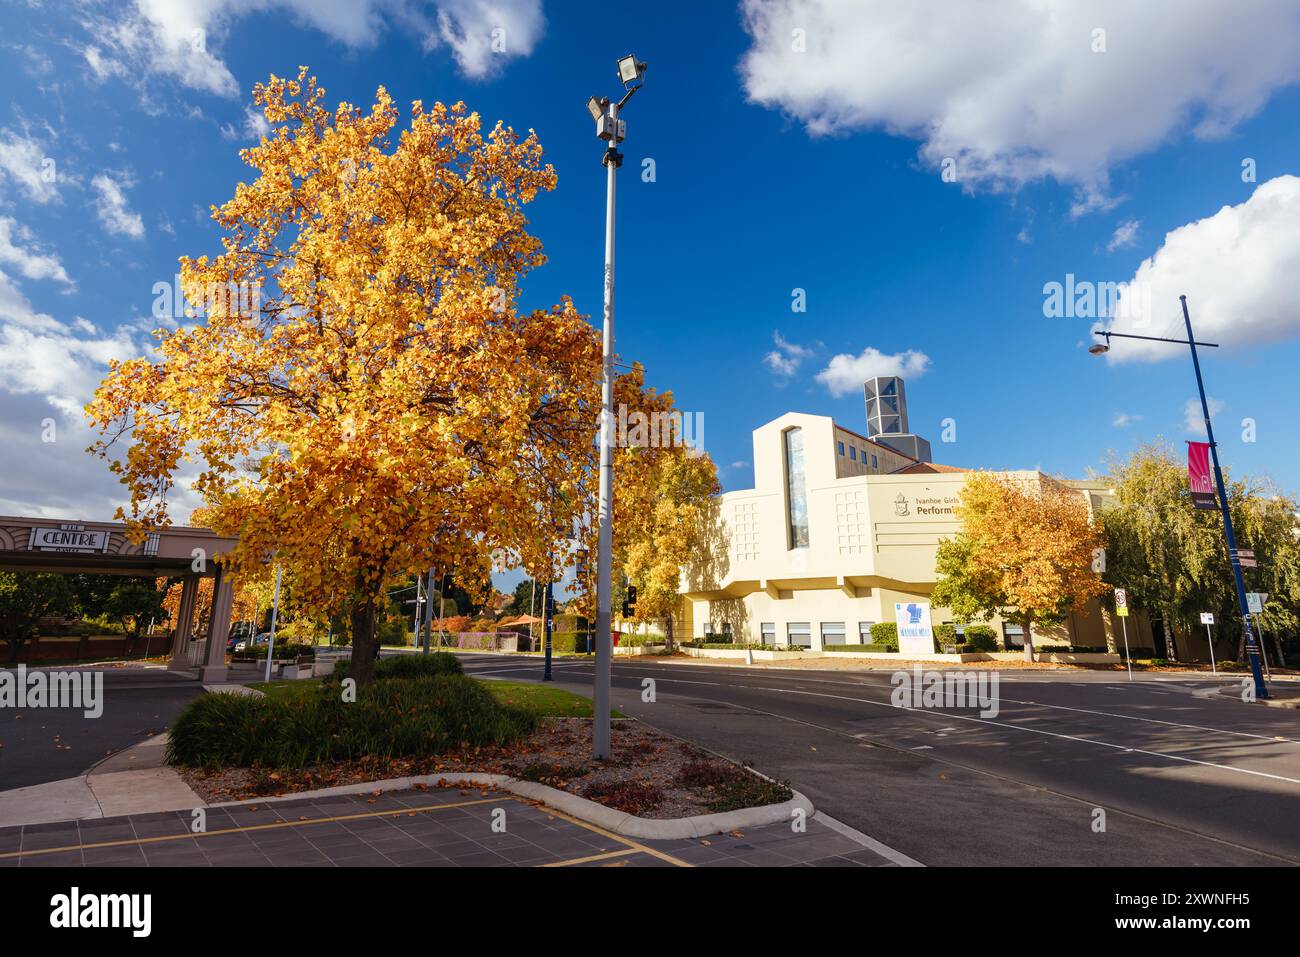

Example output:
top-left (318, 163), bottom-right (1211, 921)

top-left (1003, 623), bottom-right (1025, 648)
top-left (787, 622), bottom-right (811, 648)
top-left (702, 620), bottom-right (712, 638)
top-left (722, 622), bottom-right (733, 637)
top-left (760, 622), bottom-right (775, 645)
top-left (871, 453), bottom-right (878, 469)
top-left (837, 441), bottom-right (845, 456)
top-left (849, 446), bottom-right (857, 461)
top-left (858, 621), bottom-right (876, 643)
top-left (783, 427), bottom-right (810, 549)
top-left (821, 622), bottom-right (846, 646)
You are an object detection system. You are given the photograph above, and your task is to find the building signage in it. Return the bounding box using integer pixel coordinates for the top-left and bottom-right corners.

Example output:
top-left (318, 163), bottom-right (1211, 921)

top-left (892, 494), bottom-right (960, 518)
top-left (1186, 441), bottom-right (1217, 510)
top-left (895, 601), bottom-right (935, 655)
top-left (27, 526), bottom-right (110, 553)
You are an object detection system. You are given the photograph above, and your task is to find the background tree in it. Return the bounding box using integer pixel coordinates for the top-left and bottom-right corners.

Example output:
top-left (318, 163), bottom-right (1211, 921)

top-left (932, 472), bottom-right (1109, 662)
top-left (1099, 443), bottom-right (1300, 663)
top-left (574, 365), bottom-right (720, 650)
top-left (101, 579), bottom-right (167, 639)
top-left (87, 69), bottom-right (601, 685)
top-left (0, 572), bottom-right (73, 664)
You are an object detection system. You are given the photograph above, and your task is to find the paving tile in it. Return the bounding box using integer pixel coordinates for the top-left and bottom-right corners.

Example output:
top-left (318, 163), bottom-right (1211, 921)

top-left (21, 850), bottom-right (85, 867)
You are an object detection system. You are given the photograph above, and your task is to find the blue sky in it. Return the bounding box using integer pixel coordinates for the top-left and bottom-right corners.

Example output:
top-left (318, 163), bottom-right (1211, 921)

top-left (3, 0), bottom-right (1300, 571)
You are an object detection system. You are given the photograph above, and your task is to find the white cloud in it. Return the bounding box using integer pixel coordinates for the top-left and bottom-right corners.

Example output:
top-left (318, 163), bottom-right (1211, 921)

top-left (1105, 175), bottom-right (1300, 361)
top-left (431, 0), bottom-right (545, 79)
top-left (90, 173), bottom-right (146, 240)
top-left (739, 1), bottom-right (1300, 206)
top-left (1107, 219), bottom-right (1141, 252)
top-left (83, 0), bottom-right (544, 101)
top-left (1184, 396), bottom-right (1224, 436)
top-left (0, 264), bottom-right (165, 518)
top-left (1111, 411), bottom-right (1142, 428)
top-left (0, 217), bottom-right (72, 287)
top-left (815, 347), bottom-right (930, 397)
top-left (763, 329), bottom-right (813, 377)
top-left (0, 128), bottom-right (60, 204)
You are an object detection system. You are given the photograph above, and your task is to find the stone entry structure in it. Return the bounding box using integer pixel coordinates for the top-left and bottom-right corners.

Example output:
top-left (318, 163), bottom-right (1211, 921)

top-left (0, 517), bottom-right (238, 681)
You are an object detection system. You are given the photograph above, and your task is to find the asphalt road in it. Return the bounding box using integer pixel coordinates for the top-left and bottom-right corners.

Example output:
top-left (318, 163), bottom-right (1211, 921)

top-left (0, 667), bottom-right (202, 790)
top-left (455, 653), bottom-right (1300, 866)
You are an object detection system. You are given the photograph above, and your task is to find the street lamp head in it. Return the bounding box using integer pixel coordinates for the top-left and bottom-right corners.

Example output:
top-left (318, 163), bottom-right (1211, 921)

top-left (586, 95), bottom-right (605, 122)
top-left (1088, 342), bottom-right (1110, 356)
top-left (617, 54), bottom-right (647, 87)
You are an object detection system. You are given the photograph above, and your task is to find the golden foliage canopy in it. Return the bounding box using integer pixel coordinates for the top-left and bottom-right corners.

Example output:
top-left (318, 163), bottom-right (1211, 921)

top-left (87, 69), bottom-right (602, 628)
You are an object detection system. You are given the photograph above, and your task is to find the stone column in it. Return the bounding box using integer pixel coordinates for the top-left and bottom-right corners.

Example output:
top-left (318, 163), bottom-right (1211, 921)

top-left (200, 564), bottom-right (235, 683)
top-left (167, 574), bottom-right (200, 672)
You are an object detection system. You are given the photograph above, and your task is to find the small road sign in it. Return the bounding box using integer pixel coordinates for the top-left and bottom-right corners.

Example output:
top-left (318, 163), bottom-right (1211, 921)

top-left (1246, 592), bottom-right (1267, 614)
top-left (1114, 588), bottom-right (1129, 617)
top-left (1200, 612), bottom-right (1215, 625)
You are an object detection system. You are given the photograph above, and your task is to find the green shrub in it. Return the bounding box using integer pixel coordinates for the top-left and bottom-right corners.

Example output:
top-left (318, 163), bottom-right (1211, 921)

top-left (933, 623), bottom-right (957, 652)
top-left (962, 625), bottom-right (998, 652)
top-left (548, 631), bottom-right (593, 654)
top-left (167, 672), bottom-right (533, 769)
top-left (330, 651), bottom-right (462, 684)
top-left (869, 622), bottom-right (899, 651)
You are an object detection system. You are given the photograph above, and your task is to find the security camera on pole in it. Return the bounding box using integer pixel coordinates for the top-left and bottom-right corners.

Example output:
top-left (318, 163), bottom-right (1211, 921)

top-left (588, 54), bottom-right (647, 760)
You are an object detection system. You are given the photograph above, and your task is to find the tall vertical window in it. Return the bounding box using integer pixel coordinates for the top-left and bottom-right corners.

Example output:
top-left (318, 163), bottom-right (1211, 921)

top-left (783, 427), bottom-right (809, 548)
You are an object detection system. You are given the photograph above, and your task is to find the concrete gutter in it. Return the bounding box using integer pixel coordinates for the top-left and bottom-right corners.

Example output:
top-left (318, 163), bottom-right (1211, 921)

top-left (208, 770), bottom-right (813, 841)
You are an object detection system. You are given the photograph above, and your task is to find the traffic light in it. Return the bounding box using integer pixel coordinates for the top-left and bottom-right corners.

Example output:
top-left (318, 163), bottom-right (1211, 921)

top-left (621, 584), bottom-right (637, 618)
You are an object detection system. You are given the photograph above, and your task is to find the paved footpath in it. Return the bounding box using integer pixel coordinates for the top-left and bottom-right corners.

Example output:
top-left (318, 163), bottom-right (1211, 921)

top-left (0, 785), bottom-right (898, 868)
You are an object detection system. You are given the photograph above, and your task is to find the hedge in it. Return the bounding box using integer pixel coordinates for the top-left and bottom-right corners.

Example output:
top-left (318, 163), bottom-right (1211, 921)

top-left (961, 625), bottom-right (999, 652)
top-left (869, 622), bottom-right (899, 651)
top-left (167, 672), bottom-right (534, 769)
top-left (330, 651), bottom-right (462, 684)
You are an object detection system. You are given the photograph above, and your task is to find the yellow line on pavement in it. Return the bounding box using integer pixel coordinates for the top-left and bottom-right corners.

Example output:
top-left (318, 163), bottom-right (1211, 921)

top-left (0, 797), bottom-right (500, 860)
top-left (542, 848), bottom-right (641, 867)
top-left (536, 805), bottom-right (693, 867)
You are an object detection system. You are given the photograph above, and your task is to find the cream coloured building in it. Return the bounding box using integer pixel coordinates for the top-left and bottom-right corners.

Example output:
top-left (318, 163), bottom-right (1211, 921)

top-left (676, 403), bottom-right (1152, 654)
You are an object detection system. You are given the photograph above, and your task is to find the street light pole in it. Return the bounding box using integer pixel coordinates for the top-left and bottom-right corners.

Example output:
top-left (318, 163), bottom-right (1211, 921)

top-left (1179, 295), bottom-right (1267, 700)
top-left (1091, 299), bottom-right (1268, 700)
top-left (589, 55), bottom-right (646, 760)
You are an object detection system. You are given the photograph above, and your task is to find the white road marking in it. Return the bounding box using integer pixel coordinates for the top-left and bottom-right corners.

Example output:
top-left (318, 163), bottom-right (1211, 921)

top-left (750, 685), bottom-right (1300, 789)
top-left (993, 696), bottom-right (1298, 744)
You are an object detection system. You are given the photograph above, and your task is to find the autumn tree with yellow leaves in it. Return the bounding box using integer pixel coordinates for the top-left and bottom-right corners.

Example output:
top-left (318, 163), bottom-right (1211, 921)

top-left (87, 70), bottom-right (601, 684)
top-left (568, 365), bottom-right (720, 649)
top-left (931, 473), bottom-right (1109, 662)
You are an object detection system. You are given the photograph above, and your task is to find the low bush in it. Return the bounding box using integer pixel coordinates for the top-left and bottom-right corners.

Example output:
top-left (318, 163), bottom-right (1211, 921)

top-left (823, 643), bottom-right (894, 653)
top-left (330, 651), bottom-right (462, 684)
top-left (961, 625), bottom-right (999, 652)
top-left (932, 623), bottom-right (957, 652)
top-left (167, 672), bottom-right (533, 769)
top-left (869, 622), bottom-right (899, 651)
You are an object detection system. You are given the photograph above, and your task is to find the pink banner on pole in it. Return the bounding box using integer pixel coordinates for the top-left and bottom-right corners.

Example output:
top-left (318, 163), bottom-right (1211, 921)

top-left (1187, 441), bottom-right (1217, 510)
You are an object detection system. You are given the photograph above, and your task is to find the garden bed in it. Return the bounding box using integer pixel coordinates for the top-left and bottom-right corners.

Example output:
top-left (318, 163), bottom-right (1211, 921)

top-left (178, 717), bottom-right (790, 820)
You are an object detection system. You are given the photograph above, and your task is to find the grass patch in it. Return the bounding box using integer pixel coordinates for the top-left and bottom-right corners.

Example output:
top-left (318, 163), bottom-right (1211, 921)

top-left (480, 679), bottom-right (622, 718)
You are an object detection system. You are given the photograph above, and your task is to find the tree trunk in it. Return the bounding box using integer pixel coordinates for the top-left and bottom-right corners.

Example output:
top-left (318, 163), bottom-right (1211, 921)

top-left (348, 598), bottom-right (379, 686)
top-left (1022, 616), bottom-right (1035, 663)
top-left (1273, 632), bottom-right (1288, 669)
top-left (664, 613), bottom-right (675, 653)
